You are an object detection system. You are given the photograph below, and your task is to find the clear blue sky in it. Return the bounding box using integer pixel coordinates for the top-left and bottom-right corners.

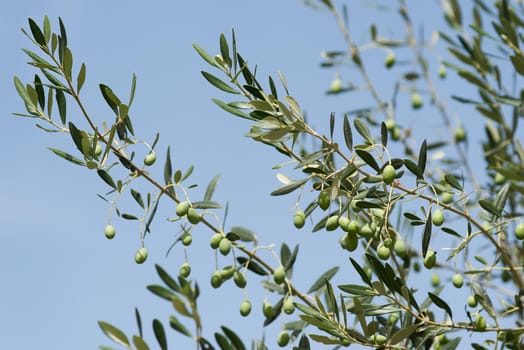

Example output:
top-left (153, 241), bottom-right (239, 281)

top-left (1, 1), bottom-right (488, 349)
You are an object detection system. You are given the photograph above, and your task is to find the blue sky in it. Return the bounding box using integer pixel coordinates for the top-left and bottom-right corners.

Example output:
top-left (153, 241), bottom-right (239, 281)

top-left (1, 1), bottom-right (493, 349)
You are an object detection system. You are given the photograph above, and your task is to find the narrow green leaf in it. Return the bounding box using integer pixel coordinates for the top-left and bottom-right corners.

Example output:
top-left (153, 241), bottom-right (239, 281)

top-left (297, 334), bottom-right (311, 350)
top-left (355, 149), bottom-right (380, 172)
top-left (444, 173), bottom-right (463, 191)
top-left (130, 189), bottom-right (144, 208)
top-left (63, 47), bottom-right (73, 79)
top-left (349, 257), bottom-right (372, 286)
top-left (98, 321), bottom-right (130, 347)
top-left (147, 285), bottom-right (176, 301)
top-left (353, 118), bottom-right (373, 143)
top-left (214, 332), bottom-right (231, 350)
top-left (417, 139), bottom-right (427, 178)
top-left (236, 257), bottom-right (268, 275)
top-left (422, 210), bottom-right (432, 258)
top-left (192, 43), bottom-right (218, 68)
top-left (164, 146), bottom-right (173, 189)
top-left (307, 267), bottom-right (339, 294)
top-left (34, 75), bottom-right (45, 109)
top-left (212, 98), bottom-right (253, 120)
top-left (219, 33), bottom-right (232, 68)
top-left (155, 265), bottom-right (180, 292)
top-left (479, 199), bottom-right (502, 217)
top-left (134, 307), bottom-right (143, 338)
top-left (169, 315), bottom-right (192, 337)
top-left (389, 324), bottom-right (419, 345)
top-left (28, 18), bottom-right (46, 45)
top-left (201, 71), bottom-right (239, 94)
top-left (343, 113), bottom-right (353, 151)
top-left (338, 284), bottom-right (378, 296)
top-left (380, 121), bottom-right (388, 147)
top-left (229, 226), bottom-right (256, 242)
top-left (14, 76), bottom-right (37, 114)
top-left (271, 177), bottom-right (308, 196)
top-left (99, 84), bottom-right (120, 114)
top-left (77, 63), bottom-right (86, 92)
top-left (191, 201), bottom-right (222, 209)
top-left (283, 244), bottom-right (299, 271)
top-left (204, 174), bottom-right (221, 201)
top-left (47, 147), bottom-right (85, 166)
top-left (56, 89), bottom-right (66, 124)
top-left (221, 326), bottom-right (246, 350)
top-left (428, 292), bottom-right (453, 320)
top-left (43, 15), bottom-right (51, 43)
top-left (132, 335), bottom-right (150, 350)
top-left (97, 169), bottom-right (116, 190)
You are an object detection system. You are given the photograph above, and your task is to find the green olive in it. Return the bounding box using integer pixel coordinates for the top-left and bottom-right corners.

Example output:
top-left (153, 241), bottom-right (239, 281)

top-left (135, 247), bottom-right (148, 264)
top-left (211, 271), bottom-right (223, 289)
top-left (494, 172), bottom-right (506, 185)
top-left (318, 191), bottom-right (330, 210)
top-left (424, 250), bottom-right (436, 269)
top-left (210, 233), bottom-right (223, 249)
top-left (393, 239), bottom-right (407, 257)
top-left (325, 215), bottom-right (339, 231)
top-left (277, 331), bottom-right (290, 347)
top-left (143, 152), bottom-right (157, 166)
top-left (338, 216), bottom-right (350, 232)
top-left (432, 209), bottom-right (445, 227)
top-left (430, 272), bottom-right (440, 287)
top-left (382, 164), bottom-right (396, 185)
top-left (239, 300), bottom-right (252, 317)
top-left (181, 233), bottom-right (192, 246)
top-left (262, 301), bottom-right (275, 318)
top-left (411, 92), bottom-right (423, 109)
top-left (385, 52), bottom-right (396, 68)
top-left (467, 295), bottom-right (478, 307)
top-left (219, 238), bottom-right (232, 256)
top-left (273, 266), bottom-right (286, 284)
top-left (329, 78), bottom-right (343, 93)
top-left (341, 232), bottom-right (358, 252)
top-left (104, 225), bottom-right (116, 239)
top-left (452, 273), bottom-right (464, 288)
top-left (179, 262), bottom-right (191, 278)
top-left (347, 220), bottom-right (360, 234)
top-left (377, 243), bottom-right (390, 260)
top-left (385, 119), bottom-right (395, 131)
top-left (234, 271), bottom-right (247, 288)
top-left (220, 265), bottom-right (235, 280)
top-left (94, 143), bottom-right (103, 157)
top-left (438, 65), bottom-right (447, 79)
top-left (476, 316), bottom-right (487, 331)
top-left (283, 297), bottom-right (295, 314)
top-left (368, 334), bottom-right (387, 345)
top-left (441, 192), bottom-right (454, 204)
top-left (515, 222), bottom-right (524, 240)
top-left (454, 126), bottom-right (466, 142)
top-left (187, 207), bottom-right (201, 224)
top-left (293, 210), bottom-right (305, 229)
top-left (175, 201), bottom-right (190, 217)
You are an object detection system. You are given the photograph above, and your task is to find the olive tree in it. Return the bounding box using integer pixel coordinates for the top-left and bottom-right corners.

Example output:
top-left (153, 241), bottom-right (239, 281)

top-left (12, 0), bottom-right (524, 349)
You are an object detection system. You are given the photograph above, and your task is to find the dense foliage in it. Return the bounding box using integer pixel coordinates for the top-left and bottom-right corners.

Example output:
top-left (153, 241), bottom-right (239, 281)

top-left (13, 0), bottom-right (524, 349)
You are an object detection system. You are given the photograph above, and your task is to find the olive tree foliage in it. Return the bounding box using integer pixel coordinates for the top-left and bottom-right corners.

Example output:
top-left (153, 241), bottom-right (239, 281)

top-left (12, 0), bottom-right (524, 349)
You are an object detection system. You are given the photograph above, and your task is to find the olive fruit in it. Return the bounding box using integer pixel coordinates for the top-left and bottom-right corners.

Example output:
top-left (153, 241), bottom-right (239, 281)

top-left (438, 65), bottom-right (447, 79)
top-left (432, 209), bottom-right (445, 227)
top-left (179, 262), bottom-right (191, 278)
top-left (467, 295), bottom-right (478, 307)
top-left (393, 239), bottom-right (407, 257)
top-left (341, 232), bottom-right (358, 252)
top-left (318, 191), bottom-right (330, 211)
top-left (262, 301), bottom-right (275, 318)
top-left (368, 334), bottom-right (387, 345)
top-left (347, 220), bottom-right (360, 234)
top-left (277, 331), bottom-right (290, 347)
top-left (382, 164), bottom-right (396, 185)
top-left (515, 222), bottom-right (524, 240)
top-left (94, 143), bottom-right (103, 157)
top-left (187, 208), bottom-right (201, 224)
top-left (176, 201), bottom-right (190, 217)
top-left (388, 312), bottom-right (399, 325)
top-left (359, 223), bottom-right (374, 238)
top-left (338, 216), bottom-right (350, 231)
top-left (325, 215), bottom-right (339, 231)
top-left (454, 126), bottom-right (466, 142)
top-left (283, 296), bottom-right (295, 314)
top-left (234, 271), bottom-right (247, 288)
top-left (391, 126), bottom-right (401, 141)
top-left (181, 233), bottom-right (192, 246)
top-left (385, 52), bottom-right (396, 68)
top-left (273, 266), bottom-right (286, 284)
top-left (219, 238), bottom-right (232, 256)
top-left (135, 247), bottom-right (148, 264)
top-left (210, 233), bottom-right (223, 249)
top-left (424, 250), bottom-right (436, 269)
top-left (143, 152), bottom-right (157, 166)
top-left (385, 119), bottom-right (395, 131)
top-left (476, 316), bottom-right (487, 331)
top-left (104, 225), bottom-right (116, 239)
top-left (452, 273), bottom-right (464, 288)
top-left (494, 173), bottom-right (506, 185)
top-left (239, 300), bottom-right (252, 317)
top-left (211, 271), bottom-right (223, 289)
top-left (220, 266), bottom-right (235, 280)
top-left (377, 243), bottom-right (390, 260)
top-left (329, 78), bottom-right (343, 93)
top-left (441, 192), bottom-right (454, 204)
top-left (431, 272), bottom-right (440, 287)
top-left (293, 210), bottom-right (305, 229)
top-left (411, 92), bottom-right (423, 109)
top-left (383, 237), bottom-right (393, 248)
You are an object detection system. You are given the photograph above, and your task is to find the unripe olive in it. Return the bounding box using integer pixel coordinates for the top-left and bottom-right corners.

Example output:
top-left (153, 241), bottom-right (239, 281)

top-left (385, 119), bottom-right (396, 131)
top-left (234, 271), bottom-right (247, 288)
top-left (377, 243), bottom-right (390, 260)
top-left (391, 126), bottom-right (401, 141)
top-left (368, 334), bottom-right (387, 345)
top-left (347, 220), bottom-right (360, 234)
top-left (325, 215), bottom-right (340, 231)
top-left (454, 126), bottom-right (466, 142)
top-left (273, 266), bottom-right (286, 284)
top-left (277, 331), bottom-right (290, 347)
top-left (432, 209), bottom-right (445, 227)
top-left (104, 225), bottom-right (116, 239)
top-left (476, 315), bottom-right (487, 331)
top-left (411, 92), bottom-right (423, 109)
top-left (382, 164), bottom-right (396, 185)
top-left (413, 261), bottom-right (421, 272)
top-left (424, 250), bottom-right (436, 269)
top-left (220, 266), bottom-right (235, 280)
top-left (501, 269), bottom-right (511, 282)
top-left (394, 239), bottom-right (407, 257)
top-left (175, 201), bottom-right (190, 217)
top-left (494, 172), bottom-right (506, 185)
top-left (94, 143), bottom-right (103, 157)
top-left (262, 301), bottom-right (275, 318)
top-left (211, 271), bottom-right (223, 289)
top-left (430, 272), bottom-right (440, 287)
top-left (219, 239), bottom-right (232, 256)
top-left (388, 312), bottom-right (399, 325)
top-left (318, 191), bottom-right (330, 210)
top-left (341, 232), bottom-right (358, 252)
top-left (515, 222), bottom-right (524, 240)
top-left (467, 295), bottom-right (478, 307)
top-left (179, 262), bottom-right (191, 278)
top-left (441, 192), bottom-right (454, 204)
top-left (293, 210), bottom-right (305, 229)
top-left (438, 65), bottom-right (447, 79)
top-left (187, 207), bottom-right (201, 224)
top-left (181, 233), bottom-right (192, 246)
top-left (359, 223), bottom-right (374, 238)
top-left (283, 297), bottom-right (295, 314)
top-left (239, 300), bottom-right (252, 317)
top-left (135, 247), bottom-right (148, 264)
top-left (210, 233), bottom-right (223, 249)
top-left (452, 273), bottom-right (464, 288)
top-left (385, 52), bottom-right (396, 68)
top-left (329, 78), bottom-right (343, 93)
top-left (338, 216), bottom-right (350, 232)
top-left (143, 152), bottom-right (157, 166)
top-left (383, 237), bottom-right (393, 248)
